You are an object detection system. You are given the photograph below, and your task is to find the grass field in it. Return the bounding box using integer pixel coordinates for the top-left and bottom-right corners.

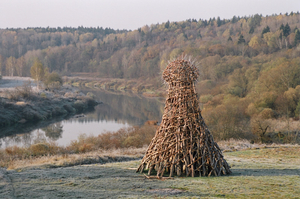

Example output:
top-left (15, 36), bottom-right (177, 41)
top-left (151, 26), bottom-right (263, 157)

top-left (1, 145), bottom-right (299, 198)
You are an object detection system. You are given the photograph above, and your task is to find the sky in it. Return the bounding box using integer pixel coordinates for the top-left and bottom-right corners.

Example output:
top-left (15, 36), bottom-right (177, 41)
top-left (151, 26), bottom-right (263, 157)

top-left (0, 0), bottom-right (299, 30)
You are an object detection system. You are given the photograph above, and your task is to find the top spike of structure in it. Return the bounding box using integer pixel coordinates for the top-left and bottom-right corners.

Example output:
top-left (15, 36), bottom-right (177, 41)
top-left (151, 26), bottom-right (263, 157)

top-left (137, 57), bottom-right (231, 177)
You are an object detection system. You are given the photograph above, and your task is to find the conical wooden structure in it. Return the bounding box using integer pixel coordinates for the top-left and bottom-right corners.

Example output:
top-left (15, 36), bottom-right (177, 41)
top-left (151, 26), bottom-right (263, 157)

top-left (137, 58), bottom-right (231, 177)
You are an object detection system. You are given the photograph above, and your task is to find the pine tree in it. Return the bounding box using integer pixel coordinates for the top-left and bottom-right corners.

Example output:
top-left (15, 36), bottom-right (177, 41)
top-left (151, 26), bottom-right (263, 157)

top-left (261, 26), bottom-right (270, 37)
top-left (217, 17), bottom-right (222, 27)
top-left (280, 24), bottom-right (285, 31)
top-left (165, 20), bottom-right (170, 29)
top-left (283, 23), bottom-right (291, 37)
top-left (231, 16), bottom-right (238, 23)
top-left (294, 29), bottom-right (300, 46)
top-left (249, 27), bottom-right (255, 34)
top-left (238, 34), bottom-right (245, 44)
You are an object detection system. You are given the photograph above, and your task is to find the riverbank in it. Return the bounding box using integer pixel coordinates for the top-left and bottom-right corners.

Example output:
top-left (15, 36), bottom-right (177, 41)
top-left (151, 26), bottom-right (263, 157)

top-left (0, 83), bottom-right (100, 128)
top-left (65, 76), bottom-right (166, 98)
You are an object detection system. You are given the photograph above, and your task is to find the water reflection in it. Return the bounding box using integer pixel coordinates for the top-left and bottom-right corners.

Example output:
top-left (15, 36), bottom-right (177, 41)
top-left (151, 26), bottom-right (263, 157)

top-left (42, 123), bottom-right (63, 141)
top-left (0, 131), bottom-right (35, 149)
top-left (79, 89), bottom-right (164, 126)
top-left (0, 89), bottom-right (164, 148)
top-left (0, 120), bottom-right (129, 148)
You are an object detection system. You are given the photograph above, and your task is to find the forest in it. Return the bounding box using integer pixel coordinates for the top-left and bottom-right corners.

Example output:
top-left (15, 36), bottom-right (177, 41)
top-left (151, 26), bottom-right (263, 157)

top-left (1, 12), bottom-right (300, 142)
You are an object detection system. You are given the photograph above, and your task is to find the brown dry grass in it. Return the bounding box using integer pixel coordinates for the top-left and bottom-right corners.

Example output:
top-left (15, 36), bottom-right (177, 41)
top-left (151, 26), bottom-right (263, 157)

top-left (3, 136), bottom-right (295, 171)
top-left (6, 147), bottom-right (147, 170)
top-left (2, 125), bottom-right (299, 171)
top-left (67, 125), bottom-right (156, 152)
top-left (0, 125), bottom-right (156, 169)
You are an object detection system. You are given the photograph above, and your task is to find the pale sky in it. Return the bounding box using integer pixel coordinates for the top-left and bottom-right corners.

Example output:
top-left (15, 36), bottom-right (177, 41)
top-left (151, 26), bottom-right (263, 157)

top-left (0, 0), bottom-right (299, 30)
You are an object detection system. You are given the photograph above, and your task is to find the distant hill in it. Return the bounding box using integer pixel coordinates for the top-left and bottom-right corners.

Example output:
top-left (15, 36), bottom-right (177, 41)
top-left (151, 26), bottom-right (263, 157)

top-left (1, 12), bottom-right (300, 141)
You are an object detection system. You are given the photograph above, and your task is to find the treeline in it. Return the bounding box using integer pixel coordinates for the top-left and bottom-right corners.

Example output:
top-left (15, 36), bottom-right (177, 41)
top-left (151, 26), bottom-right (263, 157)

top-left (0, 26), bottom-right (128, 76)
top-left (0, 12), bottom-right (299, 78)
top-left (1, 12), bottom-right (300, 141)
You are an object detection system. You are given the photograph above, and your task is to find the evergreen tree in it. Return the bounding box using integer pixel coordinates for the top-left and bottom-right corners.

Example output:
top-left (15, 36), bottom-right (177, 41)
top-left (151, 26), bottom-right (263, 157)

top-left (249, 27), bottom-right (255, 34)
top-left (249, 14), bottom-right (262, 28)
top-left (261, 26), bottom-right (270, 37)
top-left (217, 17), bottom-right (222, 27)
top-left (197, 32), bottom-right (202, 39)
top-left (231, 16), bottom-right (238, 23)
top-left (165, 20), bottom-right (170, 29)
top-left (283, 23), bottom-right (291, 37)
top-left (238, 34), bottom-right (245, 44)
top-left (294, 29), bottom-right (300, 46)
top-left (280, 23), bottom-right (291, 37)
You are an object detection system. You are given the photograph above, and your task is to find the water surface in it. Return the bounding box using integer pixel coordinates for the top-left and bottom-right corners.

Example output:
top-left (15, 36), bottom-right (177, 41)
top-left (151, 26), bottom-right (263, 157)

top-left (0, 89), bottom-right (164, 148)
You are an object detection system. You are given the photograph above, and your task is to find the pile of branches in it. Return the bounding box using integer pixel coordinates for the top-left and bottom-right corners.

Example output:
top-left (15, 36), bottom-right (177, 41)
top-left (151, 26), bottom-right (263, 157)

top-left (137, 58), bottom-right (231, 177)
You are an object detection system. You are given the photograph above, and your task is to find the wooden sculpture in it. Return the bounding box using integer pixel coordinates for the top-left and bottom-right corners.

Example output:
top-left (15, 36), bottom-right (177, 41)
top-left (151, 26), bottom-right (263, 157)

top-left (137, 57), bottom-right (231, 177)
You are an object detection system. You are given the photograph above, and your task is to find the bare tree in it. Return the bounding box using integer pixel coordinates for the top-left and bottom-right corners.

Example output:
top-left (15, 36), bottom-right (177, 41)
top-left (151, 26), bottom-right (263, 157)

top-left (30, 58), bottom-right (45, 89)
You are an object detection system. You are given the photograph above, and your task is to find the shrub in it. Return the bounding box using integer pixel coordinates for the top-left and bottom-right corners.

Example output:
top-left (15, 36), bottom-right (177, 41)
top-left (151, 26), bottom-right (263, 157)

top-left (30, 143), bottom-right (50, 156)
top-left (78, 143), bottom-right (93, 153)
top-left (66, 126), bottom-right (157, 152)
top-left (5, 146), bottom-right (27, 157)
top-left (246, 103), bottom-right (258, 116)
top-left (63, 104), bottom-right (76, 113)
top-left (73, 100), bottom-right (86, 112)
top-left (0, 125), bottom-right (157, 167)
top-left (79, 96), bottom-right (98, 107)
top-left (259, 108), bottom-right (274, 119)
top-left (40, 92), bottom-right (47, 98)
top-left (250, 117), bottom-right (271, 143)
top-left (5, 81), bottom-right (34, 101)
top-left (86, 92), bottom-right (95, 99)
top-left (43, 72), bottom-right (63, 89)
top-left (64, 92), bottom-right (76, 98)
top-left (199, 94), bottom-right (213, 103)
top-left (295, 100), bottom-right (300, 117)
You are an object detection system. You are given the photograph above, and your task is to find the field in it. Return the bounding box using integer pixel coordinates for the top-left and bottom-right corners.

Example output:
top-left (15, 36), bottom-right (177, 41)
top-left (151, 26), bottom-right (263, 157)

top-left (1, 144), bottom-right (299, 198)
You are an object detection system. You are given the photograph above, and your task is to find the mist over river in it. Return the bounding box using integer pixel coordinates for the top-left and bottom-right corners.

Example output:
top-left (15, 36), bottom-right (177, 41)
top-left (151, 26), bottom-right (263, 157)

top-left (0, 88), bottom-right (164, 149)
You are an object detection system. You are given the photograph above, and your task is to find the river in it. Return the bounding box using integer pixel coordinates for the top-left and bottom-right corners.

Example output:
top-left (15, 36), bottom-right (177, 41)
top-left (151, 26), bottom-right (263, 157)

top-left (0, 88), bottom-right (164, 149)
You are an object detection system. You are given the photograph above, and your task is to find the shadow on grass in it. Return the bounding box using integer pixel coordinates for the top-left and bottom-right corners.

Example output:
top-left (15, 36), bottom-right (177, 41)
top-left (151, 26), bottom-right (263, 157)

top-left (139, 167), bottom-right (300, 178)
top-left (231, 168), bottom-right (300, 176)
